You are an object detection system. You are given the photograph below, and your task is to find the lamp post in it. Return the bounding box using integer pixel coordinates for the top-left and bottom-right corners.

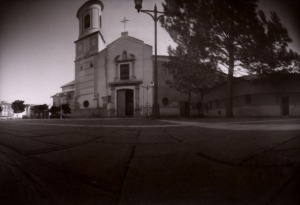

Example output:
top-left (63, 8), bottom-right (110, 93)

top-left (142, 82), bottom-right (154, 118)
top-left (94, 93), bottom-right (99, 108)
top-left (57, 92), bottom-right (66, 119)
top-left (134, 0), bottom-right (166, 119)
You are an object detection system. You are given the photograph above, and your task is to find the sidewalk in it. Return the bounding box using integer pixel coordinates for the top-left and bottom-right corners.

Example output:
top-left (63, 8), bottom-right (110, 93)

top-left (161, 118), bottom-right (300, 130)
top-left (0, 118), bottom-right (299, 204)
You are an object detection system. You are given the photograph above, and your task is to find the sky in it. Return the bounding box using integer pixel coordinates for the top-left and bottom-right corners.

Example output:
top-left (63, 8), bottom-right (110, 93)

top-left (0, 0), bottom-right (299, 106)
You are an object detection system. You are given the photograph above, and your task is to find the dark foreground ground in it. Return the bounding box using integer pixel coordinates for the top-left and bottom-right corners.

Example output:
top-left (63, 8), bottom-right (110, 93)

top-left (0, 118), bottom-right (299, 205)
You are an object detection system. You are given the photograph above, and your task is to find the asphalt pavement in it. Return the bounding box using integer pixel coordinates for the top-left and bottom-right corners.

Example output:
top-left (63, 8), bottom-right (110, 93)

top-left (0, 118), bottom-right (299, 205)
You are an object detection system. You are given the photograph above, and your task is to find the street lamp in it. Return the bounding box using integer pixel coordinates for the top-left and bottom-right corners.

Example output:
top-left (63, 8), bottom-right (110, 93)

top-left (57, 92), bottom-right (66, 119)
top-left (142, 82), bottom-right (154, 118)
top-left (94, 93), bottom-right (99, 108)
top-left (134, 0), bottom-right (166, 119)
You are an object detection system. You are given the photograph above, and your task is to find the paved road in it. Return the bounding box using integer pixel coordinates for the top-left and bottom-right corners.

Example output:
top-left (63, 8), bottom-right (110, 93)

top-left (0, 118), bottom-right (299, 204)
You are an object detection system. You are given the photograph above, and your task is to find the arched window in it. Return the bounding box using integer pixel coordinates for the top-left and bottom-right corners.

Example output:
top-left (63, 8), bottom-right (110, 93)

top-left (84, 14), bottom-right (90, 29)
top-left (122, 51), bottom-right (127, 60)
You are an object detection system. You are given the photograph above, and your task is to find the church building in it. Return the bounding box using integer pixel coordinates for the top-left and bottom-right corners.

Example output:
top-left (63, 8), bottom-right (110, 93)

top-left (52, 0), bottom-right (300, 118)
top-left (52, 0), bottom-right (202, 118)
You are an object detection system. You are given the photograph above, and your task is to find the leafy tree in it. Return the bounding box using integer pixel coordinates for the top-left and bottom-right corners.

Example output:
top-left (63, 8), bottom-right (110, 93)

top-left (31, 104), bottom-right (48, 118)
top-left (165, 45), bottom-right (222, 117)
top-left (49, 104), bottom-right (71, 118)
top-left (49, 105), bottom-right (60, 115)
top-left (161, 0), bottom-right (299, 117)
top-left (62, 103), bottom-right (71, 114)
top-left (244, 11), bottom-right (299, 74)
top-left (11, 100), bottom-right (26, 114)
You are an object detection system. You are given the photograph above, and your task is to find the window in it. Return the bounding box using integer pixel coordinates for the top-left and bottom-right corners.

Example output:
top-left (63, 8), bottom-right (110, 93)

top-left (83, 100), bottom-right (89, 108)
top-left (245, 94), bottom-right (251, 105)
top-left (84, 14), bottom-right (90, 29)
top-left (122, 51), bottom-right (127, 60)
top-left (120, 64), bottom-right (130, 80)
top-left (162, 97), bottom-right (169, 106)
top-left (99, 16), bottom-right (102, 28)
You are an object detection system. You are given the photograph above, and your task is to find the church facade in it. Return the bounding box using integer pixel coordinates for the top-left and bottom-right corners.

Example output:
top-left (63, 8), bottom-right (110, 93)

top-left (52, 0), bottom-right (202, 118)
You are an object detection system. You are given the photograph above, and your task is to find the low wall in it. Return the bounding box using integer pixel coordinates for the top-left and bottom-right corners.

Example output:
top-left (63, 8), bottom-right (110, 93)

top-left (160, 107), bottom-right (179, 117)
top-left (72, 108), bottom-right (108, 118)
top-left (205, 105), bottom-right (300, 117)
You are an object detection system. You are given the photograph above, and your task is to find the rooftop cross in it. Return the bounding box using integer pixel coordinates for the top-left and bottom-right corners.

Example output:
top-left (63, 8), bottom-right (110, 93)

top-left (121, 17), bottom-right (129, 32)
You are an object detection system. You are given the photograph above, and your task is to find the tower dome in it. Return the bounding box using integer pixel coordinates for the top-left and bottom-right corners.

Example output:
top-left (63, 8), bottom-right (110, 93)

top-left (76, 0), bottom-right (104, 39)
top-left (75, 0), bottom-right (105, 61)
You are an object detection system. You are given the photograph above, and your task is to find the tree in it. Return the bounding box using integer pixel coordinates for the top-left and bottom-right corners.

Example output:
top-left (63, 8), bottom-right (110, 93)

top-left (165, 45), bottom-right (221, 117)
top-left (62, 103), bottom-right (71, 114)
top-left (31, 104), bottom-right (48, 118)
top-left (49, 105), bottom-right (60, 115)
top-left (49, 104), bottom-right (71, 118)
top-left (161, 0), bottom-right (299, 117)
top-left (244, 11), bottom-right (300, 74)
top-left (11, 100), bottom-right (26, 114)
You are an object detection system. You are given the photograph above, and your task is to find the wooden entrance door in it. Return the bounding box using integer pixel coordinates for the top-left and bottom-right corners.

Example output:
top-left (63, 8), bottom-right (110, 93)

top-left (125, 89), bottom-right (134, 116)
top-left (117, 89), bottom-right (134, 117)
top-left (281, 97), bottom-right (289, 116)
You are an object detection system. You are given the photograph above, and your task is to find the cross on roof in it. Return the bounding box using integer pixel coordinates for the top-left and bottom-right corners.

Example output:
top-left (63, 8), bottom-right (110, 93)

top-left (121, 17), bottom-right (129, 32)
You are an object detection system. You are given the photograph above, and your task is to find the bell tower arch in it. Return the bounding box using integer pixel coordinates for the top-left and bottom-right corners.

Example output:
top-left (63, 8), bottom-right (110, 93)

top-left (75, 0), bottom-right (105, 60)
top-left (74, 0), bottom-right (105, 110)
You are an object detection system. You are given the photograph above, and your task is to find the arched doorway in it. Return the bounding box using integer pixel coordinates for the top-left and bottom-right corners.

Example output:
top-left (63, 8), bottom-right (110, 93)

top-left (117, 89), bottom-right (134, 117)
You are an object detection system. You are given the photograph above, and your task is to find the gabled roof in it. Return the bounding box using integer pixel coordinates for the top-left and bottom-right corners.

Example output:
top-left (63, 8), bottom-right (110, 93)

top-left (61, 80), bottom-right (75, 88)
top-left (106, 32), bottom-right (152, 49)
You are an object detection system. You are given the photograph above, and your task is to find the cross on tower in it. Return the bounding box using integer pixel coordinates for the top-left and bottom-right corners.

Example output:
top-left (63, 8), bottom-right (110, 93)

top-left (121, 17), bottom-right (129, 32)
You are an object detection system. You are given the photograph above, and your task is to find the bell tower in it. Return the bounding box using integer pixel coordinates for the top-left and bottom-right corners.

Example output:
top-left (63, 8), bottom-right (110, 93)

top-left (75, 0), bottom-right (105, 60)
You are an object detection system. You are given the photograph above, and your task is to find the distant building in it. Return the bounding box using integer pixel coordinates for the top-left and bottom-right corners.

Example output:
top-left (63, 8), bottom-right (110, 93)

top-left (52, 0), bottom-right (201, 118)
top-left (0, 101), bottom-right (33, 118)
top-left (203, 74), bottom-right (300, 117)
top-left (0, 101), bottom-right (13, 117)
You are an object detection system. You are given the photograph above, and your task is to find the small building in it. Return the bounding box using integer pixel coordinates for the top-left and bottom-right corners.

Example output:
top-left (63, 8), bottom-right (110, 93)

top-left (202, 74), bottom-right (300, 117)
top-left (52, 80), bottom-right (76, 109)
